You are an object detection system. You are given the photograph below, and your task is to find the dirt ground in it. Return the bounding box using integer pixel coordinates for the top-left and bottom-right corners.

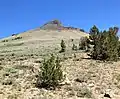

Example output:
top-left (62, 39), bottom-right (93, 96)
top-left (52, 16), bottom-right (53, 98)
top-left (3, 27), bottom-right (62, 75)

top-left (0, 30), bottom-right (120, 99)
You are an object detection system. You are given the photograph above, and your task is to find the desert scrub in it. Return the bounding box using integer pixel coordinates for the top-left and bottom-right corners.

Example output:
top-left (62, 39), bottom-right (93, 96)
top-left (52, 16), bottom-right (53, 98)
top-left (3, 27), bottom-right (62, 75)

top-left (36, 54), bottom-right (64, 89)
top-left (72, 43), bottom-right (77, 51)
top-left (1, 39), bottom-right (8, 42)
top-left (59, 40), bottom-right (66, 53)
top-left (76, 86), bottom-right (93, 98)
top-left (116, 74), bottom-right (120, 82)
top-left (0, 66), bottom-right (3, 70)
top-left (12, 36), bottom-right (22, 40)
top-left (113, 73), bottom-right (120, 89)
top-left (4, 67), bottom-right (18, 75)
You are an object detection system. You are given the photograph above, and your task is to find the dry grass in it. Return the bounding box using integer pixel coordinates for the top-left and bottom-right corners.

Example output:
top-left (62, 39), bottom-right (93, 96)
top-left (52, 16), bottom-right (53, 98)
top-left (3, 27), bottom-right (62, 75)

top-left (0, 30), bottom-right (120, 99)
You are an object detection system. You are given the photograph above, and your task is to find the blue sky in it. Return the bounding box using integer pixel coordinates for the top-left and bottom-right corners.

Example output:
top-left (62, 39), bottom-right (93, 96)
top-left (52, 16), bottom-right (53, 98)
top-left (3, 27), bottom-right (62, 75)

top-left (0, 0), bottom-right (120, 38)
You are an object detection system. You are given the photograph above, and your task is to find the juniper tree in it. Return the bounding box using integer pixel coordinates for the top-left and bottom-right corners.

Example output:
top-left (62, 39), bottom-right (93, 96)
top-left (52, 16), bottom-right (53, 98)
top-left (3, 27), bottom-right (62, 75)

top-left (79, 37), bottom-right (90, 52)
top-left (103, 27), bottom-right (119, 61)
top-left (60, 40), bottom-right (66, 52)
top-left (90, 32), bottom-right (107, 60)
top-left (89, 25), bottom-right (99, 45)
top-left (89, 26), bottom-right (119, 61)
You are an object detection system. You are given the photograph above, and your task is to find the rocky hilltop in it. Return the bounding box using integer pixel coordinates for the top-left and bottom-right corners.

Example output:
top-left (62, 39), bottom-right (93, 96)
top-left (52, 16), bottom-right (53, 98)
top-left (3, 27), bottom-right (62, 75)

top-left (40, 20), bottom-right (85, 32)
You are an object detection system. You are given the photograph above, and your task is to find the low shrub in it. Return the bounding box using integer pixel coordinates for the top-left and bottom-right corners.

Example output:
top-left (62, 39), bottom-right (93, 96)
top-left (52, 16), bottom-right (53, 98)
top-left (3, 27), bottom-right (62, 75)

top-left (2, 39), bottom-right (8, 42)
top-left (59, 40), bottom-right (66, 53)
top-left (36, 54), bottom-right (64, 89)
top-left (12, 36), bottom-right (22, 40)
top-left (72, 44), bottom-right (77, 51)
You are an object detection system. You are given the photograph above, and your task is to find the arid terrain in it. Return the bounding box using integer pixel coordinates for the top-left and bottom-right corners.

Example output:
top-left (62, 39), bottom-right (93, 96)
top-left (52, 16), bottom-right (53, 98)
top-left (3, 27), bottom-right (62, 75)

top-left (0, 21), bottom-right (120, 99)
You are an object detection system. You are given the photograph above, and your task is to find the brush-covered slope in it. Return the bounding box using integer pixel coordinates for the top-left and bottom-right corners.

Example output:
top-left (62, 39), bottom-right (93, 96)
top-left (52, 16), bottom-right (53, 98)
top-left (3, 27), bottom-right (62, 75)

top-left (0, 20), bottom-right (120, 99)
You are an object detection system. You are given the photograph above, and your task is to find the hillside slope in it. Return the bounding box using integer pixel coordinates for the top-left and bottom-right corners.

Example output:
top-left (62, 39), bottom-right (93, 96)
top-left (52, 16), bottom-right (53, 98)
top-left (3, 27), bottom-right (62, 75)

top-left (2, 21), bottom-right (120, 99)
top-left (1, 20), bottom-right (88, 42)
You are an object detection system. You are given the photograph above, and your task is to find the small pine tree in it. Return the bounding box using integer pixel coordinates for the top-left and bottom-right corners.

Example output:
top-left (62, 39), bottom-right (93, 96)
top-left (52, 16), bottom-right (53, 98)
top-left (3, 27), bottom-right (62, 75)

top-left (72, 44), bottom-right (77, 51)
top-left (79, 37), bottom-right (90, 52)
top-left (89, 25), bottom-right (99, 45)
top-left (90, 32), bottom-right (106, 60)
top-left (36, 54), bottom-right (64, 89)
top-left (118, 41), bottom-right (120, 57)
top-left (103, 28), bottom-right (119, 61)
top-left (60, 40), bottom-right (66, 53)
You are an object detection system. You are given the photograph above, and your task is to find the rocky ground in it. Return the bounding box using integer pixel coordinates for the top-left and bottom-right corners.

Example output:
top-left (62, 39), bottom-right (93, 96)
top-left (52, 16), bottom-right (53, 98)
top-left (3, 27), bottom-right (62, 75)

top-left (0, 51), bottom-right (120, 99)
top-left (0, 32), bottom-right (120, 99)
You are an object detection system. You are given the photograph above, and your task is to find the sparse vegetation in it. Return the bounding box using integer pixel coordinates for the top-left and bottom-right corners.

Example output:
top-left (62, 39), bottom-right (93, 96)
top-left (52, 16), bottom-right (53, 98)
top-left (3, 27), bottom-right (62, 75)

top-left (116, 74), bottom-right (120, 82)
top-left (4, 67), bottom-right (18, 74)
top-left (36, 54), bottom-right (64, 89)
top-left (76, 87), bottom-right (93, 98)
top-left (12, 36), bottom-right (22, 40)
top-left (113, 73), bottom-right (120, 89)
top-left (12, 33), bottom-right (18, 36)
top-left (2, 39), bottom-right (8, 42)
top-left (72, 43), bottom-right (77, 51)
top-left (0, 66), bottom-right (3, 70)
top-left (1, 21), bottom-right (120, 99)
top-left (59, 40), bottom-right (66, 53)
top-left (80, 29), bottom-right (85, 32)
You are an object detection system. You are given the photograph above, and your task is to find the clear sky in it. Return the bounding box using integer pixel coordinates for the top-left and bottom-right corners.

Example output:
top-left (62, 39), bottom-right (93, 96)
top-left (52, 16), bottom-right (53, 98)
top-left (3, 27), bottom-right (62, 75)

top-left (0, 0), bottom-right (120, 38)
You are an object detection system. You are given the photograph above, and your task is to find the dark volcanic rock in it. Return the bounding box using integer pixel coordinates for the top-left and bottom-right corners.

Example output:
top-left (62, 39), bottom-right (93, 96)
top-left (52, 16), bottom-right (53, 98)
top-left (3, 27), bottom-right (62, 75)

top-left (40, 19), bottom-right (84, 32)
top-left (41, 20), bottom-right (62, 30)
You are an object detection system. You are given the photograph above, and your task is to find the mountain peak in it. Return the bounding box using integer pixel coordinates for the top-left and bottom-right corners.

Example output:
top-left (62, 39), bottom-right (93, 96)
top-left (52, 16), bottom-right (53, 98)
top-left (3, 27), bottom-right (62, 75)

top-left (40, 20), bottom-right (85, 32)
top-left (40, 20), bottom-right (62, 30)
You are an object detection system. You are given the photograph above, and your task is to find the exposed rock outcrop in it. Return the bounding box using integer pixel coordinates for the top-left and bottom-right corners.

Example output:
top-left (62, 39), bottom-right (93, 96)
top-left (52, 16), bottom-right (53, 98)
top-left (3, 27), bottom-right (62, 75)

top-left (40, 20), bottom-right (85, 32)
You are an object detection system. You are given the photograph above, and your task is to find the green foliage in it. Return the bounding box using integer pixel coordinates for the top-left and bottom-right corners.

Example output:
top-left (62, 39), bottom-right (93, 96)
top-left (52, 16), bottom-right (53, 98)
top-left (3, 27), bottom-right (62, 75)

top-left (79, 37), bottom-right (90, 52)
top-left (89, 26), bottom-right (119, 61)
top-left (103, 29), bottom-right (119, 61)
top-left (118, 41), bottom-right (120, 57)
top-left (89, 25), bottom-right (99, 45)
top-left (60, 40), bottom-right (66, 53)
top-left (37, 54), bottom-right (64, 89)
top-left (76, 87), bottom-right (93, 98)
top-left (5, 67), bottom-right (18, 74)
